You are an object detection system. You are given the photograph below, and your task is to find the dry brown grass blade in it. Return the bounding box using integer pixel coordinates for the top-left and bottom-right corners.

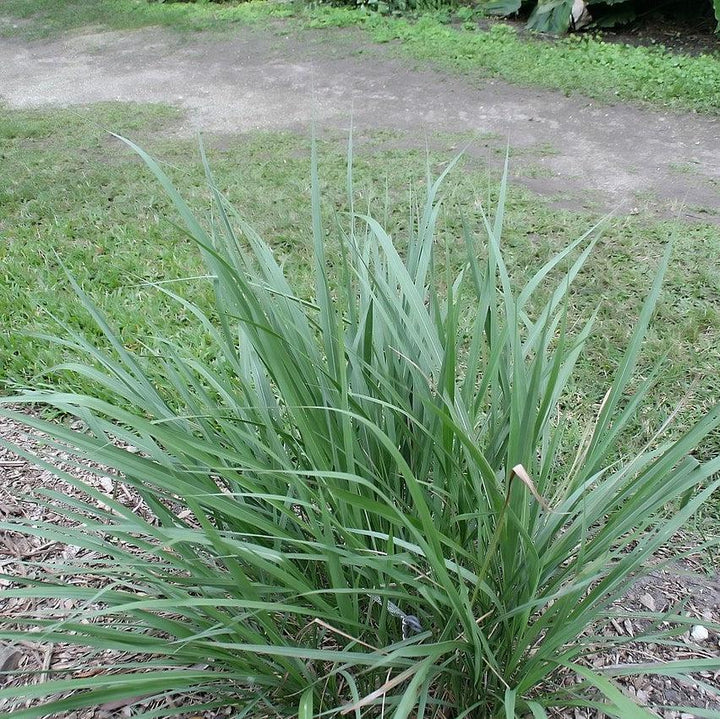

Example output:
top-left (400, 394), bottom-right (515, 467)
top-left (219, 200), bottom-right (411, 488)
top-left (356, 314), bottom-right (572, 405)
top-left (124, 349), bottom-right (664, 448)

top-left (340, 663), bottom-right (420, 714)
top-left (511, 463), bottom-right (552, 511)
top-left (310, 619), bottom-right (379, 652)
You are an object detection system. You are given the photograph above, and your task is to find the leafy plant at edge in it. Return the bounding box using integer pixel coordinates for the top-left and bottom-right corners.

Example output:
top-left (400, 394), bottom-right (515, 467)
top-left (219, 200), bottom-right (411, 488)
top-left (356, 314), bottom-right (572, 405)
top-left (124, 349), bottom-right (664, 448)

top-left (482, 0), bottom-right (720, 33)
top-left (1, 133), bottom-right (719, 718)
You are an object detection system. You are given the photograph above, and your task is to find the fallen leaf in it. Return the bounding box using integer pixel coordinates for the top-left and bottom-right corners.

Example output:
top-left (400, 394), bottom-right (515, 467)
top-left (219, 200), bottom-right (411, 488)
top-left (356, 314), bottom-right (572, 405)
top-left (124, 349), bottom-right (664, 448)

top-left (0, 644), bottom-right (23, 686)
top-left (639, 593), bottom-right (656, 611)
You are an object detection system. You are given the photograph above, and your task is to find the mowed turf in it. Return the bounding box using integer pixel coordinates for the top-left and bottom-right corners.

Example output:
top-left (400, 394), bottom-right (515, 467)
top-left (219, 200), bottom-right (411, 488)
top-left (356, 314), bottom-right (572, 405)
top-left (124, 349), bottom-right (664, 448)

top-left (2, 102), bottom-right (719, 486)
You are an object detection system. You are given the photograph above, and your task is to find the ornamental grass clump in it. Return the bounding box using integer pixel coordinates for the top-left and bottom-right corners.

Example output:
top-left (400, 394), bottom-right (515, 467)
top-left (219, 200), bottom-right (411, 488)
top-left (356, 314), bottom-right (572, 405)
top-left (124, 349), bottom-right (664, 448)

top-left (1, 135), bottom-right (719, 718)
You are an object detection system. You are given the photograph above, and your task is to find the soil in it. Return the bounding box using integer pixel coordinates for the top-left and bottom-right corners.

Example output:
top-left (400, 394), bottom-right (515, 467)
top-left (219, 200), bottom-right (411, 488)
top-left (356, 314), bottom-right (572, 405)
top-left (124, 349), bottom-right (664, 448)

top-left (0, 19), bottom-right (718, 221)
top-left (595, 12), bottom-right (719, 58)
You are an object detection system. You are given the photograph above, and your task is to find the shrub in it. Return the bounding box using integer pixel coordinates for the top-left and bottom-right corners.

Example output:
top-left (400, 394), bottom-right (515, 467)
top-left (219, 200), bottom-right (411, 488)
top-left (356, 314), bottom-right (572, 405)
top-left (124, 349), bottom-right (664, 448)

top-left (1, 136), bottom-right (719, 717)
top-left (483, 0), bottom-right (720, 34)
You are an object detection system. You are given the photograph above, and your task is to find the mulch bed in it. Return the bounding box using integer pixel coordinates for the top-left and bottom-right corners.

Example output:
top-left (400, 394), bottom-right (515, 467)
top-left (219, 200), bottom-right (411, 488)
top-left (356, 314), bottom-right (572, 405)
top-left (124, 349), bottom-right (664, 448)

top-left (1, 413), bottom-right (719, 718)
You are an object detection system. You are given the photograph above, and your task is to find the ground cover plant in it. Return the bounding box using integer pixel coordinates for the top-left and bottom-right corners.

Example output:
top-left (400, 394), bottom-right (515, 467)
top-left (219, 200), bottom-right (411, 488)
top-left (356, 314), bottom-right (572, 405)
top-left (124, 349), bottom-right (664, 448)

top-left (481, 0), bottom-right (720, 35)
top-left (2, 1), bottom-right (719, 114)
top-left (1, 130), bottom-right (720, 717)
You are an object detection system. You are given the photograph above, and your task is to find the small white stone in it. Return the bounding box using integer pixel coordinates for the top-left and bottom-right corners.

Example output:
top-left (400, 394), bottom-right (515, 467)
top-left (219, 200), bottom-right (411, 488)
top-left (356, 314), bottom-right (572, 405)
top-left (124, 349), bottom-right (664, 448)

top-left (690, 625), bottom-right (709, 642)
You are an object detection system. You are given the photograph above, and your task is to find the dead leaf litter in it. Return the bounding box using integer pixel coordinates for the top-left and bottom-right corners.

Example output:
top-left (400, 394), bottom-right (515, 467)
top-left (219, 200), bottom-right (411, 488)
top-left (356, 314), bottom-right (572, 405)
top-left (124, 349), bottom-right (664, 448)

top-left (1, 413), bottom-right (719, 718)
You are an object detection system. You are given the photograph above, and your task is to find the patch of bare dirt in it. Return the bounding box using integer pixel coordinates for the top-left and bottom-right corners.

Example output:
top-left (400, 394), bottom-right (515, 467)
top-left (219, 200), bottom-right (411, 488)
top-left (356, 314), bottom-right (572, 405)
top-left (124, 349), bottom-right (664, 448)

top-left (597, 17), bottom-right (718, 58)
top-left (584, 1), bottom-right (718, 58)
top-left (0, 22), bottom-right (718, 221)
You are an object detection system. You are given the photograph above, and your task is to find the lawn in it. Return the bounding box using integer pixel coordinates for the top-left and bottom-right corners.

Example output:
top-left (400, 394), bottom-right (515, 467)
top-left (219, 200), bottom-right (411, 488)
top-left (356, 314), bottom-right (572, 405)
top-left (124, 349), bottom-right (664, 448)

top-left (2, 100), bottom-right (719, 475)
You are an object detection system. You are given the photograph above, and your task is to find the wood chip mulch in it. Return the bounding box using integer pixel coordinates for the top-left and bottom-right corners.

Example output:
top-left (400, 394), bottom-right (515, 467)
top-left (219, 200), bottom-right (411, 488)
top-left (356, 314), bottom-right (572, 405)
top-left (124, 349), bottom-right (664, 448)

top-left (1, 413), bottom-right (719, 718)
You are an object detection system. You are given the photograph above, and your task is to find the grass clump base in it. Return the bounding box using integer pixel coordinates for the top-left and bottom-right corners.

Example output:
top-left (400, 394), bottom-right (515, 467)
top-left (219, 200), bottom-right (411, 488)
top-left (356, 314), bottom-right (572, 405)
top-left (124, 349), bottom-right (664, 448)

top-left (1, 135), bottom-right (719, 718)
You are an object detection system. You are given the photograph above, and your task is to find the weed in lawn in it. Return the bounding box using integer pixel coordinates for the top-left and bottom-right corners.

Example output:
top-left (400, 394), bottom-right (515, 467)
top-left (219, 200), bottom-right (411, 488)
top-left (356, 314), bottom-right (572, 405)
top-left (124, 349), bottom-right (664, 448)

top-left (521, 163), bottom-right (554, 179)
top-left (668, 160), bottom-right (702, 175)
top-left (1, 135), bottom-right (720, 718)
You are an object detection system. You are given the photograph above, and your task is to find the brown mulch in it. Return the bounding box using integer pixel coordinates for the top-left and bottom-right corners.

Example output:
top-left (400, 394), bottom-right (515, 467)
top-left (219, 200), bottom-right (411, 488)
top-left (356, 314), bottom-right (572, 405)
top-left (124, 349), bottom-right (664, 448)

top-left (1, 413), bottom-right (720, 718)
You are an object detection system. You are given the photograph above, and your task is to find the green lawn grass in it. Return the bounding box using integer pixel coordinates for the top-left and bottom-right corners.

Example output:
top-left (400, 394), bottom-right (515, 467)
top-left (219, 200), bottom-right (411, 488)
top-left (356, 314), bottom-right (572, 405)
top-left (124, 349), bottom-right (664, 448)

top-left (1, 0), bottom-right (719, 114)
top-left (0, 0), bottom-right (291, 38)
top-left (2, 102), bottom-right (719, 478)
